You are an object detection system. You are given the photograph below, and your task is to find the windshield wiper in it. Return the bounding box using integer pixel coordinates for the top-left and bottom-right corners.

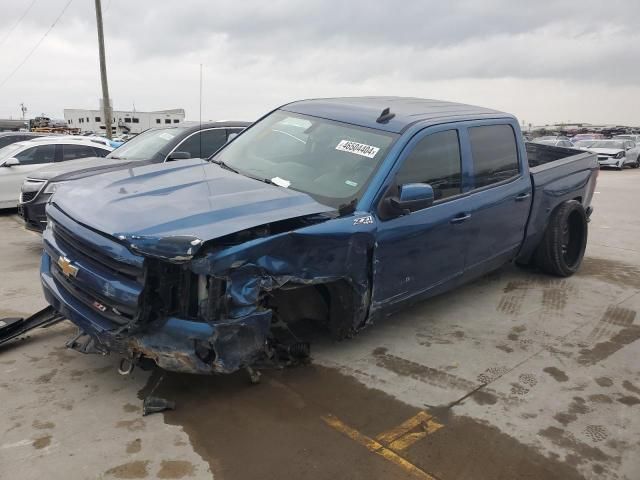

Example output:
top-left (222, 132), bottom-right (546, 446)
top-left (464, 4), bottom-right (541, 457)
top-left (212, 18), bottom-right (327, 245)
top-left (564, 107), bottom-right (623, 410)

top-left (212, 159), bottom-right (239, 174)
top-left (338, 198), bottom-right (358, 216)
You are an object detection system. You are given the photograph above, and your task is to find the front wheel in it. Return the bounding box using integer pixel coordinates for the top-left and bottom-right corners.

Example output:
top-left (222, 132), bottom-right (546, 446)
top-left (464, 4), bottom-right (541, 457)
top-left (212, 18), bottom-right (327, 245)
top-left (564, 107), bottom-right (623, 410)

top-left (534, 200), bottom-right (588, 277)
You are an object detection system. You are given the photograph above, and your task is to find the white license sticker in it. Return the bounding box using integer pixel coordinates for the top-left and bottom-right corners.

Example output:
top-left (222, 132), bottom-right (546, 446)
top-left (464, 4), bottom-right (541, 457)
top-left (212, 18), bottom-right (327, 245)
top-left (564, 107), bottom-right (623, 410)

top-left (158, 132), bottom-right (175, 140)
top-left (335, 140), bottom-right (380, 158)
top-left (345, 180), bottom-right (358, 187)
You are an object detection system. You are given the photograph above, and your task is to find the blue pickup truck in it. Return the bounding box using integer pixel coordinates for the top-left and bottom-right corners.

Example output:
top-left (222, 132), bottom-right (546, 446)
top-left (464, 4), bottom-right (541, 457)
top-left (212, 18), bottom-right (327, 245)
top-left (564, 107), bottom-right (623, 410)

top-left (39, 97), bottom-right (598, 376)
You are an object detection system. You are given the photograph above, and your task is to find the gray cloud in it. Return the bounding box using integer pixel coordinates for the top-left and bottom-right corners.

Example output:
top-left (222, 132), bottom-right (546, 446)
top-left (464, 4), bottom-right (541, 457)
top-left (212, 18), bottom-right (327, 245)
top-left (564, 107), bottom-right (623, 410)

top-left (0, 0), bottom-right (639, 125)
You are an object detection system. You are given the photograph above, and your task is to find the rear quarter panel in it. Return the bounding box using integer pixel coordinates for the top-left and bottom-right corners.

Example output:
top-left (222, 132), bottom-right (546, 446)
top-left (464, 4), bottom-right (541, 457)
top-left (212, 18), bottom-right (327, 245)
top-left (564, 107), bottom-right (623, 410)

top-left (518, 151), bottom-right (598, 262)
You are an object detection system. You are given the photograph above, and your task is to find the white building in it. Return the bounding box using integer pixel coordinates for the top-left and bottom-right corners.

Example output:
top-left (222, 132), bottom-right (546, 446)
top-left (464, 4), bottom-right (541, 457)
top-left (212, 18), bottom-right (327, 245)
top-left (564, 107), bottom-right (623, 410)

top-left (64, 108), bottom-right (185, 135)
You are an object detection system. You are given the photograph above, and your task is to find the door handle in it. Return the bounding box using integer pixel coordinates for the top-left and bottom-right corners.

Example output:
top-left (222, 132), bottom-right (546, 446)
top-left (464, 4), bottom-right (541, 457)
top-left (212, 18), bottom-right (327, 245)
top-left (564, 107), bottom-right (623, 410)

top-left (450, 213), bottom-right (471, 224)
top-left (515, 193), bottom-right (531, 201)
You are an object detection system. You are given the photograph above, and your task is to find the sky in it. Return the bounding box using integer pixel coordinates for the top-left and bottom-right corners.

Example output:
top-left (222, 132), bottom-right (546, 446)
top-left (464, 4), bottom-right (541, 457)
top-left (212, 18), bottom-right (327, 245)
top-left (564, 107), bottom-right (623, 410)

top-left (1, 0), bottom-right (639, 127)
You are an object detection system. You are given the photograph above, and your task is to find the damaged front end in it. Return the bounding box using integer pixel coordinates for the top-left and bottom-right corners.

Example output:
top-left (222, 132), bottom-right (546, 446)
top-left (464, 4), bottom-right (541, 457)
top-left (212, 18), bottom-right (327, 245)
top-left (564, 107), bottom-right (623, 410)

top-left (41, 204), bottom-right (374, 375)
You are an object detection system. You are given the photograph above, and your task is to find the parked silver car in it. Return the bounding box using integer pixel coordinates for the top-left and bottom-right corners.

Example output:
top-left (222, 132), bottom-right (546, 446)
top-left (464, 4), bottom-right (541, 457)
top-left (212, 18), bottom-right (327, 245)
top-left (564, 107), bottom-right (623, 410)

top-left (581, 139), bottom-right (640, 170)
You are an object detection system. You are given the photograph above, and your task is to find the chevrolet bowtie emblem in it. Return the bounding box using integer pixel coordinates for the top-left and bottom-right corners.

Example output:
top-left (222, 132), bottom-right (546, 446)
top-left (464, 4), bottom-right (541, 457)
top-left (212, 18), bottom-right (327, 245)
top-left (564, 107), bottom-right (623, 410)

top-left (57, 256), bottom-right (79, 278)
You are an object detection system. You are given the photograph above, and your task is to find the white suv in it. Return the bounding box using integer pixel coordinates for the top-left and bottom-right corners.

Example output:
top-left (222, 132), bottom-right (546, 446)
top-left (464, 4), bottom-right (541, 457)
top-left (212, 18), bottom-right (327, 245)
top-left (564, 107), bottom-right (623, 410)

top-left (0, 137), bottom-right (113, 209)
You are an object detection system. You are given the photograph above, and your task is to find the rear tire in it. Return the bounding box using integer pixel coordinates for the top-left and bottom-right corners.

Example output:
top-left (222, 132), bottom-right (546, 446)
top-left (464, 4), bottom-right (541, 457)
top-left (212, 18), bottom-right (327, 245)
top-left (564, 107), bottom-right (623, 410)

top-left (534, 200), bottom-right (588, 277)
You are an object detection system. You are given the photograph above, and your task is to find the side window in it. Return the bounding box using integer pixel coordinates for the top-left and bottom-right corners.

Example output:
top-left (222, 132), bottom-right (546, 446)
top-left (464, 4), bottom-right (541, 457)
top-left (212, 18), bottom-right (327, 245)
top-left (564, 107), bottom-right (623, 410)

top-left (94, 147), bottom-right (111, 158)
top-left (175, 129), bottom-right (227, 159)
top-left (396, 129), bottom-right (462, 201)
top-left (469, 124), bottom-right (519, 188)
top-left (0, 136), bottom-right (18, 148)
top-left (226, 128), bottom-right (243, 142)
top-left (15, 145), bottom-right (56, 165)
top-left (61, 144), bottom-right (98, 161)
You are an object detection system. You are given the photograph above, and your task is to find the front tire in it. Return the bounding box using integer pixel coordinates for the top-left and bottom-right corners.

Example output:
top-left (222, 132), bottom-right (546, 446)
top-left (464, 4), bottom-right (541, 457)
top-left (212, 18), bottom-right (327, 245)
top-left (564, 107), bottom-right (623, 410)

top-left (534, 200), bottom-right (588, 277)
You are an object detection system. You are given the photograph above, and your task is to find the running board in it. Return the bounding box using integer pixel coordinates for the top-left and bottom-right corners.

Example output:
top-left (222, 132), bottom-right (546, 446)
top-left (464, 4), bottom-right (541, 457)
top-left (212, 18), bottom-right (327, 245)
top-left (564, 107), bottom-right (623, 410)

top-left (0, 306), bottom-right (65, 347)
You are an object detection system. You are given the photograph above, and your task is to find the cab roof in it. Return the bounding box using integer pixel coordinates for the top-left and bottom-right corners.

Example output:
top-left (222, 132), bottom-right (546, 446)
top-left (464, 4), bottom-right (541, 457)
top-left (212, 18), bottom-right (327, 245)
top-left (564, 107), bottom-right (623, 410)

top-left (282, 96), bottom-right (513, 133)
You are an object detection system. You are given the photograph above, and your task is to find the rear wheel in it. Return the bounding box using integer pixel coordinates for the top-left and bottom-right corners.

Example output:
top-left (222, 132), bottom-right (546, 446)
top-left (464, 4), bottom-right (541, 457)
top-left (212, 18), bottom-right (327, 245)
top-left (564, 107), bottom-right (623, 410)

top-left (635, 156), bottom-right (640, 168)
top-left (534, 200), bottom-right (588, 277)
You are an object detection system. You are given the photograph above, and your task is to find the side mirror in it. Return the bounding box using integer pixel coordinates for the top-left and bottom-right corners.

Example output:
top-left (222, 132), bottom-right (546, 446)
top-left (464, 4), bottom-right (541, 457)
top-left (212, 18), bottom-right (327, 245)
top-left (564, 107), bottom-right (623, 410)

top-left (3, 158), bottom-right (20, 167)
top-left (166, 151), bottom-right (191, 161)
top-left (388, 183), bottom-right (434, 213)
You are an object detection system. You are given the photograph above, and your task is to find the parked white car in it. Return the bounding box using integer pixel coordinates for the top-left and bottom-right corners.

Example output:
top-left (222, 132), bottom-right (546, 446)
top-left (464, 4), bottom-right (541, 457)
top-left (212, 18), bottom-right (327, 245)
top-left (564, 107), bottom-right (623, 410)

top-left (532, 136), bottom-right (574, 148)
top-left (614, 134), bottom-right (640, 144)
top-left (0, 137), bottom-right (112, 209)
top-left (581, 139), bottom-right (640, 170)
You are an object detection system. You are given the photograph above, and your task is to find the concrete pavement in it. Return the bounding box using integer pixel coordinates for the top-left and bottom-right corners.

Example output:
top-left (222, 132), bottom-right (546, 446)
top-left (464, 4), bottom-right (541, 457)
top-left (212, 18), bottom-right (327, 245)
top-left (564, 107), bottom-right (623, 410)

top-left (1, 169), bottom-right (638, 479)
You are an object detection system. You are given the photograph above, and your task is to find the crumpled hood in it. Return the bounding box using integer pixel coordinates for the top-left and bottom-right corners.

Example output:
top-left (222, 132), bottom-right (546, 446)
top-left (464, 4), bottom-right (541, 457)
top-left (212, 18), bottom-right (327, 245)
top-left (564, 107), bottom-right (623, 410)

top-left (51, 159), bottom-right (335, 260)
top-left (27, 156), bottom-right (145, 182)
top-left (589, 148), bottom-right (624, 156)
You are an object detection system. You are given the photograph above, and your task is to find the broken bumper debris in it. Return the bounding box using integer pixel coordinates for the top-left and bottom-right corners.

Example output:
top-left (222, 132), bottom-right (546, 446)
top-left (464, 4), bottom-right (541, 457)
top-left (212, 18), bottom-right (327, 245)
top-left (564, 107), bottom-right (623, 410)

top-left (42, 254), bottom-right (273, 374)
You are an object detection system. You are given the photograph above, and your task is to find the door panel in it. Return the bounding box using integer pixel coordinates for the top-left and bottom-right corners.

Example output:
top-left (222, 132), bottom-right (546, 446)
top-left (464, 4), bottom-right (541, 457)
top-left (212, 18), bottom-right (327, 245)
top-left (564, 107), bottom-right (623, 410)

top-left (372, 128), bottom-right (467, 307)
top-left (0, 164), bottom-right (45, 207)
top-left (462, 176), bottom-right (532, 276)
top-left (1, 145), bottom-right (56, 207)
top-left (461, 123), bottom-right (532, 278)
top-left (373, 198), bottom-right (468, 306)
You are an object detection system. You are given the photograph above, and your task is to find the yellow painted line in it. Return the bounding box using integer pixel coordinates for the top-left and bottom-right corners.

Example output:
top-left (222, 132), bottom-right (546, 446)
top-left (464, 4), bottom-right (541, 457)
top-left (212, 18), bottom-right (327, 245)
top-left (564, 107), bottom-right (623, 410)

top-left (322, 414), bottom-right (438, 480)
top-left (376, 410), bottom-right (433, 445)
top-left (376, 410), bottom-right (444, 452)
top-left (389, 419), bottom-right (444, 451)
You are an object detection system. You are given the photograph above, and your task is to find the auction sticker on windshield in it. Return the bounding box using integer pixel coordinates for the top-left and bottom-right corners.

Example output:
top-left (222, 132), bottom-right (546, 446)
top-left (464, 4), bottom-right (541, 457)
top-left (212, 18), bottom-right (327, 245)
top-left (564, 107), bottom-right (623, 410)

top-left (335, 140), bottom-right (380, 158)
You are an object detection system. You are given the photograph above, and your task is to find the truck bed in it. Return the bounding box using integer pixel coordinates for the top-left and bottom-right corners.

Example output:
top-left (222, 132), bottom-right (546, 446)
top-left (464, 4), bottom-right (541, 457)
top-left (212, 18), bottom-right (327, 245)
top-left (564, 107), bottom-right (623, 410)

top-left (526, 142), bottom-right (589, 170)
top-left (517, 143), bottom-right (599, 263)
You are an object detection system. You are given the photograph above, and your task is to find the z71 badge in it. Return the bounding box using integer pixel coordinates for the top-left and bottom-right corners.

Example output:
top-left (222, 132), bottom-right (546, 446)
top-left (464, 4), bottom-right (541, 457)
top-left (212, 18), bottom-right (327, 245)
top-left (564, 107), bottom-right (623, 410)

top-left (353, 215), bottom-right (374, 226)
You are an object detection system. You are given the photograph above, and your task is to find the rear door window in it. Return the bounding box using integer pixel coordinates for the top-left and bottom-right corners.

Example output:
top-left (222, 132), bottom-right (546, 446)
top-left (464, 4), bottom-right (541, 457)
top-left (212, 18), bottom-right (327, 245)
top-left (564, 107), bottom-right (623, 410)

top-left (94, 147), bottom-right (111, 157)
top-left (469, 124), bottom-right (519, 188)
top-left (174, 129), bottom-right (228, 159)
top-left (226, 128), bottom-right (244, 142)
top-left (14, 144), bottom-right (56, 165)
top-left (396, 129), bottom-right (462, 202)
top-left (0, 136), bottom-right (19, 148)
top-left (61, 144), bottom-right (99, 161)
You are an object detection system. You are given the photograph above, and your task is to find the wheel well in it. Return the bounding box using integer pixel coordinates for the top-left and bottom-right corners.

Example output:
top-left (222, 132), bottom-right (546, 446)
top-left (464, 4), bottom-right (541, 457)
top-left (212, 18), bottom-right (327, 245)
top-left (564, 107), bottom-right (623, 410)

top-left (268, 279), bottom-right (356, 339)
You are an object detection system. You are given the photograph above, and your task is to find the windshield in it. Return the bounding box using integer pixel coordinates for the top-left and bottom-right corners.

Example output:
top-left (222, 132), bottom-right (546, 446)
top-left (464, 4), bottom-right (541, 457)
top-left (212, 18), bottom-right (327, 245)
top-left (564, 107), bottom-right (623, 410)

top-left (107, 127), bottom-right (189, 160)
top-left (212, 111), bottom-right (398, 208)
top-left (589, 141), bottom-right (625, 149)
top-left (574, 140), bottom-right (595, 147)
top-left (0, 142), bottom-right (25, 161)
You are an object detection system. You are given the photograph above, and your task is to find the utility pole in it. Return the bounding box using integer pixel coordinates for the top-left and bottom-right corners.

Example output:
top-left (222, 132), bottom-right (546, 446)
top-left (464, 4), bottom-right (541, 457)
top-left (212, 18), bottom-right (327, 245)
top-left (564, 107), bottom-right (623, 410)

top-left (94, 0), bottom-right (112, 139)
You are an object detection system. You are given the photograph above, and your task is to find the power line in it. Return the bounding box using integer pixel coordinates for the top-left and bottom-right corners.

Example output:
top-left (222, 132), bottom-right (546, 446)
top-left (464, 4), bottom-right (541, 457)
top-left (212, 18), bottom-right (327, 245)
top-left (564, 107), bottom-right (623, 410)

top-left (0, 0), bottom-right (74, 89)
top-left (0, 0), bottom-right (38, 48)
